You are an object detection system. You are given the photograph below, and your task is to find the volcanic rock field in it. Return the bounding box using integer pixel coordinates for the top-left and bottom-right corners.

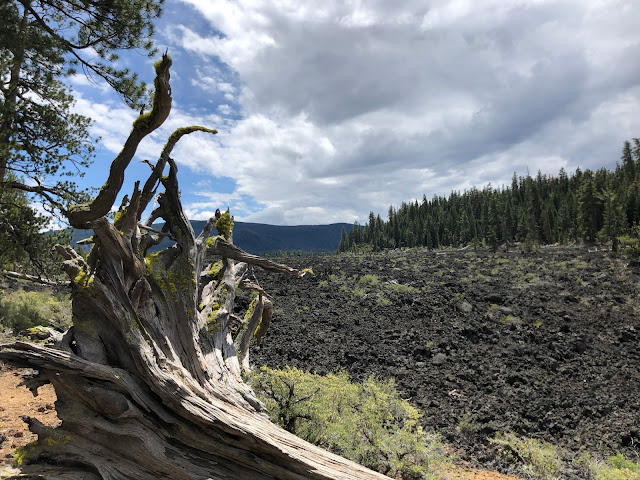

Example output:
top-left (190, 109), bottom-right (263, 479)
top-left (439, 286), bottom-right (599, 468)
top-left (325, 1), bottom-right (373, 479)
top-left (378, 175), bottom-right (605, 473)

top-left (250, 247), bottom-right (640, 475)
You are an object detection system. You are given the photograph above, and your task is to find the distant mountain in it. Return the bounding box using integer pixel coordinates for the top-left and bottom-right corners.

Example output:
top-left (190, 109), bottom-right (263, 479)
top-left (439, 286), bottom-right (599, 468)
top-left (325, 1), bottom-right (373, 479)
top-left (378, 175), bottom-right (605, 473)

top-left (70, 221), bottom-right (353, 255)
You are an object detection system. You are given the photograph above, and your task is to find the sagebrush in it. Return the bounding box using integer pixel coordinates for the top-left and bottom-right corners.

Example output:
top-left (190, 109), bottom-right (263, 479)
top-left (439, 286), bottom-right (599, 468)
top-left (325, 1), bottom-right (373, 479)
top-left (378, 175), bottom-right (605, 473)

top-left (248, 365), bottom-right (447, 479)
top-left (0, 288), bottom-right (71, 333)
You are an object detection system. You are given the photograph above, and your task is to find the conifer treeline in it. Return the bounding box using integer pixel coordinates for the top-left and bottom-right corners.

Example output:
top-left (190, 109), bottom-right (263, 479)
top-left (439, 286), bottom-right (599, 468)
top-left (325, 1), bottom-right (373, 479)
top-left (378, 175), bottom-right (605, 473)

top-left (339, 139), bottom-right (640, 252)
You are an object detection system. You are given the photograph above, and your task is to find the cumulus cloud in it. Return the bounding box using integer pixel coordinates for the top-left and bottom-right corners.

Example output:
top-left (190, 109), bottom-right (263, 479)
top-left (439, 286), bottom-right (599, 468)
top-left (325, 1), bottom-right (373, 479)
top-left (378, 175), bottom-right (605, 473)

top-left (78, 0), bottom-right (640, 226)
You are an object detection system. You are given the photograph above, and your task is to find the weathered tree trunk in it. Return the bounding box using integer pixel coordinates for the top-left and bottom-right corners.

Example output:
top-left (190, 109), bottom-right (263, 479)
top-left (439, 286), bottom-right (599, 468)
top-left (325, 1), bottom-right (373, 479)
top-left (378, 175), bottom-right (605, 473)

top-left (0, 56), bottom-right (386, 479)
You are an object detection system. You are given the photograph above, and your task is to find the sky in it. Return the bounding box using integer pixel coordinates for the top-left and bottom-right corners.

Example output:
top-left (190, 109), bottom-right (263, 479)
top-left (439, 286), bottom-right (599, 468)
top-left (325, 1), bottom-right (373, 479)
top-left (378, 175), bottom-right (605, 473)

top-left (69, 0), bottom-right (640, 226)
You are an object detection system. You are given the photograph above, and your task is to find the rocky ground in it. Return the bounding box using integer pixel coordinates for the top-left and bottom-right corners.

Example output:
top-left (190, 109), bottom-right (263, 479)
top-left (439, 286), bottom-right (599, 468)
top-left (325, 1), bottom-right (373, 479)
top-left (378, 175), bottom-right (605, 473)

top-left (0, 276), bottom-right (521, 480)
top-left (1, 245), bottom-right (638, 479)
top-left (251, 246), bottom-right (640, 478)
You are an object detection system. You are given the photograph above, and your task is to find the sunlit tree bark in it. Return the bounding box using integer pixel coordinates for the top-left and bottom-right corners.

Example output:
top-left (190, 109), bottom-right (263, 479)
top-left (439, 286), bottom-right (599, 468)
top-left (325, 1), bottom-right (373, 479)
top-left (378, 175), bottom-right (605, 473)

top-left (0, 56), bottom-right (385, 480)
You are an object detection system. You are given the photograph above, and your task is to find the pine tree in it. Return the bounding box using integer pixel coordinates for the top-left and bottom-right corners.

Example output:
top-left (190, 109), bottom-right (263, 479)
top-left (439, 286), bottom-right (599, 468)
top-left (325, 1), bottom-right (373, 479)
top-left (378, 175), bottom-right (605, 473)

top-left (556, 202), bottom-right (571, 244)
top-left (558, 167), bottom-right (569, 193)
top-left (523, 176), bottom-right (539, 250)
top-left (486, 195), bottom-right (499, 251)
top-left (348, 221), bottom-right (363, 247)
top-left (578, 170), bottom-right (600, 242)
top-left (621, 140), bottom-right (635, 185)
top-left (501, 197), bottom-right (513, 251)
top-left (0, 0), bottom-right (163, 272)
top-left (366, 211), bottom-right (376, 242)
top-left (338, 226), bottom-right (350, 252)
top-left (598, 188), bottom-right (626, 252)
top-left (349, 140), bottom-right (639, 253)
top-left (0, 175), bottom-right (69, 275)
top-left (633, 139), bottom-right (640, 179)
top-left (626, 182), bottom-right (640, 226)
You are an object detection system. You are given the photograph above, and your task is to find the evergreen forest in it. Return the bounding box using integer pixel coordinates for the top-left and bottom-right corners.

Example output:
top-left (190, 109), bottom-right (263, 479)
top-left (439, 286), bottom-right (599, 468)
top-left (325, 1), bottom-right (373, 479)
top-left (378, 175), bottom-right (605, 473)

top-left (339, 139), bottom-right (640, 253)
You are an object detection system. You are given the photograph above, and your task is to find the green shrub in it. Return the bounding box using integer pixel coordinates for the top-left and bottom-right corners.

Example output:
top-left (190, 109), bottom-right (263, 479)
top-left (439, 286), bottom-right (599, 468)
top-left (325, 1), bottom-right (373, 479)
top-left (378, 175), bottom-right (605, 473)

top-left (358, 274), bottom-right (380, 287)
top-left (248, 366), bottom-right (447, 479)
top-left (456, 412), bottom-right (479, 438)
top-left (352, 286), bottom-right (366, 299)
top-left (0, 288), bottom-right (71, 333)
top-left (608, 453), bottom-right (640, 473)
top-left (452, 292), bottom-right (465, 302)
top-left (589, 452), bottom-right (640, 480)
top-left (619, 228), bottom-right (640, 261)
top-left (376, 296), bottom-right (392, 306)
top-left (490, 432), bottom-right (563, 480)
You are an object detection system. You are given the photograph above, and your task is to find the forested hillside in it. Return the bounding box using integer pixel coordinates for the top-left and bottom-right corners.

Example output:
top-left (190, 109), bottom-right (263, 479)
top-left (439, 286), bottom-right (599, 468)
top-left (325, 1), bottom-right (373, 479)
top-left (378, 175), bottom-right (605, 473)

top-left (70, 221), bottom-right (352, 256)
top-left (340, 139), bottom-right (640, 252)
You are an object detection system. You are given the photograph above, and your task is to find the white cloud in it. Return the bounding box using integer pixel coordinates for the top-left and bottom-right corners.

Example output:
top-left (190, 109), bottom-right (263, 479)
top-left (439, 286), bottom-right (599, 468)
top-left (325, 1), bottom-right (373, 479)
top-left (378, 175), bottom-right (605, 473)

top-left (76, 0), bottom-right (640, 226)
top-left (217, 104), bottom-right (233, 115)
top-left (73, 95), bottom-right (138, 153)
top-left (191, 70), bottom-right (237, 100)
top-left (69, 74), bottom-right (110, 92)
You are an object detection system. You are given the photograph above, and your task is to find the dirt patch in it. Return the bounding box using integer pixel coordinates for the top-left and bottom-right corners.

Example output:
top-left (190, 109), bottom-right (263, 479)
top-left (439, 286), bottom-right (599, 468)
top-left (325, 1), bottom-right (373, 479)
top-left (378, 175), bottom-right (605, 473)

top-left (252, 247), bottom-right (640, 477)
top-left (0, 363), bottom-right (59, 472)
top-left (443, 467), bottom-right (522, 480)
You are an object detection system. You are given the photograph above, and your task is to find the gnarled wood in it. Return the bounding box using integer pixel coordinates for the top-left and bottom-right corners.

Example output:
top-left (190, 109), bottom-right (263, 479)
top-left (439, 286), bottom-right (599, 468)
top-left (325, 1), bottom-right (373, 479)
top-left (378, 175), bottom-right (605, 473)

top-left (0, 58), bottom-right (385, 479)
top-left (66, 54), bottom-right (173, 228)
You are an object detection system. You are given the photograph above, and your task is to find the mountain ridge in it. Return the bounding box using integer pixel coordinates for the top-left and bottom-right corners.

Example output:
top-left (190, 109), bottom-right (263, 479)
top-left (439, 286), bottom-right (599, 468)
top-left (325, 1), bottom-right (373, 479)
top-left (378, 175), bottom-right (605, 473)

top-left (70, 221), bottom-right (353, 255)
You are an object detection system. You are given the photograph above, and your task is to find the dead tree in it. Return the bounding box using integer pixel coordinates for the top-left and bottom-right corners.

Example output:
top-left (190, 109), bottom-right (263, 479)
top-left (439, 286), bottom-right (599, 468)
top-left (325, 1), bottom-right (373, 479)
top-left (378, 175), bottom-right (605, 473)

top-left (0, 55), bottom-right (386, 479)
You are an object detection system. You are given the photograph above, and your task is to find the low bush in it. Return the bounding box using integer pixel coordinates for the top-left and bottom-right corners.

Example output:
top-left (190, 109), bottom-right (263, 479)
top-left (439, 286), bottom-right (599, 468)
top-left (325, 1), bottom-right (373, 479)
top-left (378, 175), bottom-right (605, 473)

top-left (619, 225), bottom-right (640, 261)
top-left (248, 366), bottom-right (447, 479)
top-left (0, 288), bottom-right (71, 333)
top-left (490, 432), bottom-right (563, 479)
top-left (358, 274), bottom-right (380, 287)
top-left (376, 295), bottom-right (392, 306)
top-left (352, 286), bottom-right (366, 298)
top-left (588, 452), bottom-right (640, 480)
